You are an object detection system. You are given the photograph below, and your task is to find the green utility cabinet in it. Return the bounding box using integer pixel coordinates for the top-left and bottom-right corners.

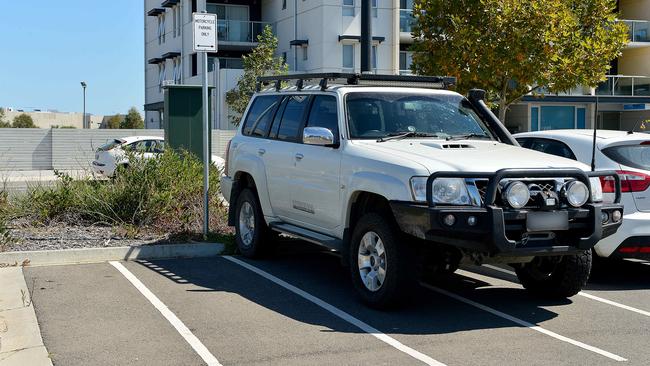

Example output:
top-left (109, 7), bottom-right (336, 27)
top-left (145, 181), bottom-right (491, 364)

top-left (163, 85), bottom-right (213, 160)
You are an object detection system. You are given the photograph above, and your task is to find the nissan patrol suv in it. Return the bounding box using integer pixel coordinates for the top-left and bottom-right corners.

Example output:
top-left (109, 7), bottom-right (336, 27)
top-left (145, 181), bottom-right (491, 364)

top-left (221, 73), bottom-right (623, 308)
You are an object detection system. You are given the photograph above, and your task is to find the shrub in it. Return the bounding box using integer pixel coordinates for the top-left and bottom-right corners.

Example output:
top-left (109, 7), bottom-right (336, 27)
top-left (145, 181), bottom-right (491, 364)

top-left (0, 189), bottom-right (13, 251)
top-left (12, 113), bottom-right (37, 128)
top-left (18, 150), bottom-right (228, 237)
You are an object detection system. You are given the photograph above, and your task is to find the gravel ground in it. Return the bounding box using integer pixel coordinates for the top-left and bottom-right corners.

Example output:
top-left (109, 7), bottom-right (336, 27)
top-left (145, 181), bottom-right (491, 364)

top-left (4, 220), bottom-right (170, 252)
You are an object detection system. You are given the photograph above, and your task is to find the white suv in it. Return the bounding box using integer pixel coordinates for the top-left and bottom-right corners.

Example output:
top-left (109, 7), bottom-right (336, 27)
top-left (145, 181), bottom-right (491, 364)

top-left (221, 73), bottom-right (623, 308)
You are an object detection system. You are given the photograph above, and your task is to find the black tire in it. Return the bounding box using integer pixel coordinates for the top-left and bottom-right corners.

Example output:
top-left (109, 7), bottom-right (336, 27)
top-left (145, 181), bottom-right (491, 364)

top-left (349, 213), bottom-right (416, 309)
top-left (234, 188), bottom-right (272, 258)
top-left (515, 251), bottom-right (592, 298)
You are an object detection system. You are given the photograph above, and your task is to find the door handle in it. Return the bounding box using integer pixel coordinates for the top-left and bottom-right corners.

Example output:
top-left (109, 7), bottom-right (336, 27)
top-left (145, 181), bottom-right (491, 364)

top-left (295, 153), bottom-right (304, 161)
top-left (258, 148), bottom-right (266, 156)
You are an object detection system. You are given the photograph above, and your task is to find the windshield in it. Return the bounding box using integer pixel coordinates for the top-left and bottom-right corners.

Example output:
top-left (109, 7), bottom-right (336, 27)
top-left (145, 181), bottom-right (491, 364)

top-left (602, 144), bottom-right (650, 171)
top-left (346, 92), bottom-right (494, 140)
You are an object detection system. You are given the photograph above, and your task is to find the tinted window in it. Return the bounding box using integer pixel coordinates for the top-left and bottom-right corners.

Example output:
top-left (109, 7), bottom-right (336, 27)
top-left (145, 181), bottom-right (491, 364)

top-left (306, 96), bottom-right (339, 138)
top-left (603, 144), bottom-right (650, 170)
top-left (527, 138), bottom-right (577, 160)
top-left (277, 95), bottom-right (310, 142)
top-left (346, 92), bottom-right (493, 139)
top-left (515, 138), bottom-right (533, 149)
top-left (242, 96), bottom-right (281, 136)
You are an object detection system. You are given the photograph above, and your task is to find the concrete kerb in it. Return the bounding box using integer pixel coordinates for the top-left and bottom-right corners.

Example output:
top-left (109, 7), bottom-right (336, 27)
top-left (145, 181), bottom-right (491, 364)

top-left (0, 243), bottom-right (225, 267)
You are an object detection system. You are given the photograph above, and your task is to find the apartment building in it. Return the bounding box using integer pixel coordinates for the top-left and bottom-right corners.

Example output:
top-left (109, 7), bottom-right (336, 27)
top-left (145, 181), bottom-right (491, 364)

top-left (144, 0), bottom-right (414, 129)
top-left (505, 0), bottom-right (650, 133)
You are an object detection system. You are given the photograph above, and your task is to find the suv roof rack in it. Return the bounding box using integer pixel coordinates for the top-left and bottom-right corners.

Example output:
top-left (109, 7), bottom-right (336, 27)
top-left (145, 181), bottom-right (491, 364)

top-left (256, 73), bottom-right (456, 92)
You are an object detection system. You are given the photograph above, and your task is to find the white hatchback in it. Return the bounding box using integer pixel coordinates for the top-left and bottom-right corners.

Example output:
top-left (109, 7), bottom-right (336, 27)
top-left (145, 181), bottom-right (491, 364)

top-left (515, 129), bottom-right (650, 259)
top-left (92, 136), bottom-right (225, 177)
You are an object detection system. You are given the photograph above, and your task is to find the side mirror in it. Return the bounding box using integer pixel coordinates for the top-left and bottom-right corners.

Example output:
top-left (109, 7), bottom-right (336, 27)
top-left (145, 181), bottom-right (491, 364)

top-left (303, 127), bottom-right (337, 147)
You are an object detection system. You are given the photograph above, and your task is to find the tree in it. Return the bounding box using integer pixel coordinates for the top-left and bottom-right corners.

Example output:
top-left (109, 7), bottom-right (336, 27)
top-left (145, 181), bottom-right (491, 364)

top-left (106, 114), bottom-right (123, 129)
top-left (226, 25), bottom-right (287, 125)
top-left (410, 0), bottom-right (628, 122)
top-left (12, 113), bottom-right (37, 128)
top-left (120, 108), bottom-right (144, 129)
top-left (0, 108), bottom-right (10, 128)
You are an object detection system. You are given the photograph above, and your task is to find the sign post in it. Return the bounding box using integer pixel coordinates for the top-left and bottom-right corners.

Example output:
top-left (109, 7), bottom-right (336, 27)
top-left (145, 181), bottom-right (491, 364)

top-left (193, 11), bottom-right (218, 237)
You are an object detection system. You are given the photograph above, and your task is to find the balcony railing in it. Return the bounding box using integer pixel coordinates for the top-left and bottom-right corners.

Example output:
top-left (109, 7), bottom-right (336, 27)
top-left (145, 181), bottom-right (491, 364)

top-left (620, 20), bottom-right (650, 43)
top-left (400, 9), bottom-right (414, 33)
top-left (216, 20), bottom-right (272, 43)
top-left (596, 75), bottom-right (650, 96)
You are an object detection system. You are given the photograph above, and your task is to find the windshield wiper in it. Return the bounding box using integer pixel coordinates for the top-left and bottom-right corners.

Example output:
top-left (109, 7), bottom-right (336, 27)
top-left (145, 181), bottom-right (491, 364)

top-left (377, 132), bottom-right (441, 143)
top-left (445, 133), bottom-right (492, 141)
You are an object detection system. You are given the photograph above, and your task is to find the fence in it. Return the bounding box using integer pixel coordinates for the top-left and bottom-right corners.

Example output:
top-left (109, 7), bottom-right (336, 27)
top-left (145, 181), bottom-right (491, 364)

top-left (0, 129), bottom-right (236, 171)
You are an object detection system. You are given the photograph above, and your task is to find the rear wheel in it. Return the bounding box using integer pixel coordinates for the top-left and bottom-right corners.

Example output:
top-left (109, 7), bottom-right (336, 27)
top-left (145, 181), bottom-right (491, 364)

top-left (235, 188), bottom-right (272, 258)
top-left (349, 213), bottom-right (416, 309)
top-left (515, 251), bottom-right (592, 298)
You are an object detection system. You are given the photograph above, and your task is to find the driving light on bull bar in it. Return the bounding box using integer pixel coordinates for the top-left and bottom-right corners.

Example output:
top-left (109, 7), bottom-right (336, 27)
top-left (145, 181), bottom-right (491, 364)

top-left (502, 181), bottom-right (530, 209)
top-left (564, 181), bottom-right (590, 207)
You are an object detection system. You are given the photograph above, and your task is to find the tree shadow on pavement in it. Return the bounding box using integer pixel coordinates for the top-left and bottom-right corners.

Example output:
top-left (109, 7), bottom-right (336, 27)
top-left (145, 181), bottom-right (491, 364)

top-left (135, 240), bottom-right (566, 337)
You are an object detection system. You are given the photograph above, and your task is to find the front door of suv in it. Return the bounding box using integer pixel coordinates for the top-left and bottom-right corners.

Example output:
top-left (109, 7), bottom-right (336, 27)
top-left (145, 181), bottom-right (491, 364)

top-left (289, 95), bottom-right (342, 231)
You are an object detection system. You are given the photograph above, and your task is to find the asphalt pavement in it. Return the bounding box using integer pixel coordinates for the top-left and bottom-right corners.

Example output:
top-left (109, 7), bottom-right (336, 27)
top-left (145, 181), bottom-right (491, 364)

top-left (23, 241), bottom-right (650, 365)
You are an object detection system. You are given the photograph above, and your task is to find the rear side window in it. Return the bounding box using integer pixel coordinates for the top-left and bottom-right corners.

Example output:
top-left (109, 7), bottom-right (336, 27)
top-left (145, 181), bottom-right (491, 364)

top-left (306, 96), bottom-right (339, 139)
top-left (242, 96), bottom-right (282, 137)
top-left (98, 139), bottom-right (124, 151)
top-left (526, 138), bottom-right (577, 160)
top-left (603, 144), bottom-right (650, 170)
top-left (277, 95), bottom-right (310, 142)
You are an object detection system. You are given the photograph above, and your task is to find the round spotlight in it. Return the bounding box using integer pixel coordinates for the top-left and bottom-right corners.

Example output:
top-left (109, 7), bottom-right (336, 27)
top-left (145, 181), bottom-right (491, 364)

top-left (503, 181), bottom-right (530, 209)
top-left (467, 216), bottom-right (477, 226)
top-left (612, 210), bottom-right (622, 223)
top-left (443, 214), bottom-right (456, 226)
top-left (601, 211), bottom-right (609, 224)
top-left (564, 181), bottom-right (590, 207)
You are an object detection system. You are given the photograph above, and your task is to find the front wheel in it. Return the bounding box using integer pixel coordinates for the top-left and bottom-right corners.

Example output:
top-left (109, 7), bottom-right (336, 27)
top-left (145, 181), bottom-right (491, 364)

top-left (515, 251), bottom-right (592, 298)
top-left (349, 213), bottom-right (416, 309)
top-left (234, 188), bottom-right (271, 258)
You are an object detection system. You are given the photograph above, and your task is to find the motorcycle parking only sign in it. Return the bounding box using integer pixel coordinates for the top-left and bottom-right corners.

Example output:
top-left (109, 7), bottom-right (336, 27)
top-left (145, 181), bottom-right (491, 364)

top-left (193, 13), bottom-right (217, 52)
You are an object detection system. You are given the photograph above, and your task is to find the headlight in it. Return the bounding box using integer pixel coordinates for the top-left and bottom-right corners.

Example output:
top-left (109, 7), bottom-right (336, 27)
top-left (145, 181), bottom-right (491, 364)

top-left (410, 177), bottom-right (471, 204)
top-left (564, 180), bottom-right (590, 207)
top-left (502, 181), bottom-right (530, 209)
top-left (589, 177), bottom-right (603, 203)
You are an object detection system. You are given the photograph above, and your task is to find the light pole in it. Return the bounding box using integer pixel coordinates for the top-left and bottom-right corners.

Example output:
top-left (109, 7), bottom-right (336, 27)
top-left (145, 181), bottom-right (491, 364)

top-left (80, 81), bottom-right (87, 128)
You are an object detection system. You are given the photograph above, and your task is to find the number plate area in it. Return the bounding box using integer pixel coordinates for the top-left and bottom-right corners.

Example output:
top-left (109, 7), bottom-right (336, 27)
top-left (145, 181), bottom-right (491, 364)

top-left (526, 211), bottom-right (569, 232)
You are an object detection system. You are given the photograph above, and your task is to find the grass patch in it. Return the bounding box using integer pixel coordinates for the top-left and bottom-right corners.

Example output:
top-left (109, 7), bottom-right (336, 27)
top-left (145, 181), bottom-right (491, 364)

top-left (10, 150), bottom-right (232, 244)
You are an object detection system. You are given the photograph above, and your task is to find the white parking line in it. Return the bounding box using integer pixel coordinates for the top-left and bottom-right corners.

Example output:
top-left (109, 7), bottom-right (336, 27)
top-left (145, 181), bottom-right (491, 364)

top-left (421, 283), bottom-right (627, 362)
top-left (109, 261), bottom-right (222, 366)
top-left (482, 264), bottom-right (650, 318)
top-left (224, 256), bottom-right (446, 366)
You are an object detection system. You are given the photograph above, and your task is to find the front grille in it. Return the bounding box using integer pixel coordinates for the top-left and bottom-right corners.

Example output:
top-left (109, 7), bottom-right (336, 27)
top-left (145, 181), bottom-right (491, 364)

top-left (473, 179), bottom-right (562, 208)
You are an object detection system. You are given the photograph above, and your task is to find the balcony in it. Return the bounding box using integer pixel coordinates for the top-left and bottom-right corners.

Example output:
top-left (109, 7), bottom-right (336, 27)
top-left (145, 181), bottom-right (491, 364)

top-left (596, 75), bottom-right (650, 96)
top-left (217, 20), bottom-right (272, 48)
top-left (620, 20), bottom-right (650, 46)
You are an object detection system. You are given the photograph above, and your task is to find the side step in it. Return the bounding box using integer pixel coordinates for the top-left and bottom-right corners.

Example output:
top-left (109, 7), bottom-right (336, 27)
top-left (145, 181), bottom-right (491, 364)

top-left (269, 222), bottom-right (343, 251)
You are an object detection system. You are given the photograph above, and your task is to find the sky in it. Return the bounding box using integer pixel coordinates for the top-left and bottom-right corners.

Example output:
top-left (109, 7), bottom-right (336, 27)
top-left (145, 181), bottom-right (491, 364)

top-left (0, 1), bottom-right (144, 116)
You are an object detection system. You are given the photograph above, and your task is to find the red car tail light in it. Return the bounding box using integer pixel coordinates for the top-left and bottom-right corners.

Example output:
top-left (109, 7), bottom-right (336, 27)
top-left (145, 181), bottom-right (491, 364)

top-left (600, 170), bottom-right (650, 193)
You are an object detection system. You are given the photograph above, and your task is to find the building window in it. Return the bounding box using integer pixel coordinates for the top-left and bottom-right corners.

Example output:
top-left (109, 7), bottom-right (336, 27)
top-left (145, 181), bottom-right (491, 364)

top-left (282, 0), bottom-right (287, 10)
top-left (343, 0), bottom-right (354, 16)
top-left (342, 44), bottom-right (354, 71)
top-left (158, 14), bottom-right (166, 43)
top-left (399, 51), bottom-right (413, 74)
top-left (174, 58), bottom-right (182, 84)
top-left (282, 52), bottom-right (288, 64)
top-left (158, 63), bottom-right (166, 91)
top-left (172, 7), bottom-right (177, 37)
top-left (191, 54), bottom-right (198, 76)
top-left (372, 0), bottom-right (378, 17)
top-left (302, 46), bottom-right (308, 61)
top-left (372, 45), bottom-right (377, 72)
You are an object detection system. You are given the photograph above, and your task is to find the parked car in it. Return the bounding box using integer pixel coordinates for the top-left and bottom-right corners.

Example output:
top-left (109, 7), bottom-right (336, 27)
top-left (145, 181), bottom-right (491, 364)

top-left (221, 73), bottom-right (623, 308)
top-left (92, 136), bottom-right (225, 177)
top-left (515, 129), bottom-right (650, 260)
